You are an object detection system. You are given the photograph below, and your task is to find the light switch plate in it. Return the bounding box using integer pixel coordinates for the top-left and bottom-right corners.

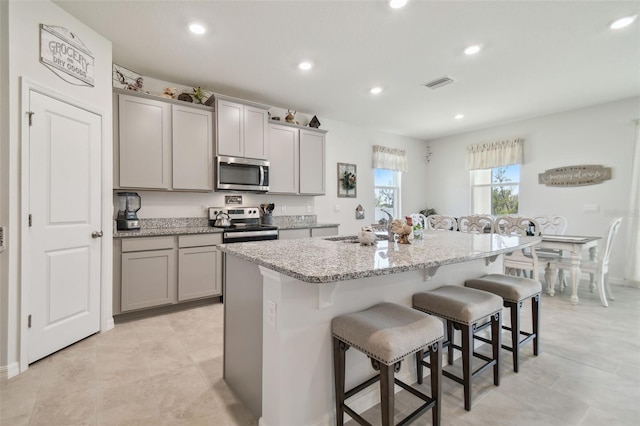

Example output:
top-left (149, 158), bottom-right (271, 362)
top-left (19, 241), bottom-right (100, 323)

top-left (334, 204), bottom-right (341, 212)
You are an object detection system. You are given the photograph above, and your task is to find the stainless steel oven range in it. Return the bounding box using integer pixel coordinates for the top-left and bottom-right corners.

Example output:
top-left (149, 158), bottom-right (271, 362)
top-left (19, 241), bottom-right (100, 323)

top-left (208, 207), bottom-right (278, 243)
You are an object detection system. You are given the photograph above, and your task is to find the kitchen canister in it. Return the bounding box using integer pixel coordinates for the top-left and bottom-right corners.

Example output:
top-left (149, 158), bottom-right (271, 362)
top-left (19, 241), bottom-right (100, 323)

top-left (261, 214), bottom-right (273, 225)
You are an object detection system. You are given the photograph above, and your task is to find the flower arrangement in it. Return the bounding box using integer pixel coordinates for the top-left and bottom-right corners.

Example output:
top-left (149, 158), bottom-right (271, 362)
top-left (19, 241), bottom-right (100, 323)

top-left (341, 170), bottom-right (356, 191)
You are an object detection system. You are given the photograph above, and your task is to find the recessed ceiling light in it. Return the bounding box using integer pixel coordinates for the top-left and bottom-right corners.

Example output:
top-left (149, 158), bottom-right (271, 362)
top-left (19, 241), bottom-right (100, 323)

top-left (454, 114), bottom-right (465, 120)
top-left (298, 61), bottom-right (313, 71)
top-left (389, 0), bottom-right (408, 9)
top-left (610, 15), bottom-right (637, 30)
top-left (189, 23), bottom-right (206, 35)
top-left (370, 87), bottom-right (383, 95)
top-left (464, 44), bottom-right (482, 55)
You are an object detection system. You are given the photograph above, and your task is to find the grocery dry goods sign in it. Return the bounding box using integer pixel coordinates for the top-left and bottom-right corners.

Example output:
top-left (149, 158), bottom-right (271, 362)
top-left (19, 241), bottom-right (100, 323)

top-left (40, 24), bottom-right (95, 87)
top-left (538, 165), bottom-right (611, 187)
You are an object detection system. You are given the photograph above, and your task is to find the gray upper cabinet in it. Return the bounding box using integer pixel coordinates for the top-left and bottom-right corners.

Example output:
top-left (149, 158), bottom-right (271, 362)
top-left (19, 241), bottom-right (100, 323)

top-left (118, 94), bottom-right (171, 189)
top-left (268, 124), bottom-right (299, 194)
top-left (214, 94), bottom-right (269, 160)
top-left (172, 105), bottom-right (213, 191)
top-left (299, 129), bottom-right (326, 195)
top-left (114, 90), bottom-right (214, 192)
top-left (268, 122), bottom-right (327, 196)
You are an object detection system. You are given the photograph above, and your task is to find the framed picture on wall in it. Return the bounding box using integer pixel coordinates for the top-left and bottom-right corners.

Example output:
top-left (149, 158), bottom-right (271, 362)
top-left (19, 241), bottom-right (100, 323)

top-left (337, 163), bottom-right (357, 198)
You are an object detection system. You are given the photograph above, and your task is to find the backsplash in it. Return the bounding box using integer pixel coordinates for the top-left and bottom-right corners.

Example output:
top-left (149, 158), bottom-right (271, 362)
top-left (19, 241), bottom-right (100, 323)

top-left (271, 215), bottom-right (317, 227)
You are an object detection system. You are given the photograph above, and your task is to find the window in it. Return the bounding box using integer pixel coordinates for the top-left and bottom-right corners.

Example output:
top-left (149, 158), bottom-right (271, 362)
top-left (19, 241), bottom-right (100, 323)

top-left (374, 168), bottom-right (401, 222)
top-left (471, 164), bottom-right (520, 215)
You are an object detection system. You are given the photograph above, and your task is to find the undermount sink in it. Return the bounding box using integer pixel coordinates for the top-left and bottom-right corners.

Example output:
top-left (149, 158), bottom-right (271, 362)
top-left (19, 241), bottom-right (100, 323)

top-left (323, 234), bottom-right (389, 243)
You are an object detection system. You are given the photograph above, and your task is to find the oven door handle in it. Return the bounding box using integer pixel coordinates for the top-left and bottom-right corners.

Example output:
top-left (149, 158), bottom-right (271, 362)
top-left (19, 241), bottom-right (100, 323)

top-left (224, 230), bottom-right (279, 240)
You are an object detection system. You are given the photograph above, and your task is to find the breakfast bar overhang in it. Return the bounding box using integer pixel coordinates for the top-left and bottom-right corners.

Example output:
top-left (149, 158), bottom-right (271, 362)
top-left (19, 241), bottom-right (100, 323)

top-left (219, 232), bottom-right (540, 426)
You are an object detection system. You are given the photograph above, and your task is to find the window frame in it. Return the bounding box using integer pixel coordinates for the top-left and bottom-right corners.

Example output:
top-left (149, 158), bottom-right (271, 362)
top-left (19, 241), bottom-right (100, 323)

top-left (470, 165), bottom-right (520, 216)
top-left (374, 168), bottom-right (402, 221)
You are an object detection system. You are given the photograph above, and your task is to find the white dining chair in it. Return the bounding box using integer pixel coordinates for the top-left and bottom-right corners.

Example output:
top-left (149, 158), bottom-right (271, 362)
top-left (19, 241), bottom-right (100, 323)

top-left (495, 216), bottom-right (541, 281)
top-left (533, 214), bottom-right (569, 285)
top-left (547, 217), bottom-right (623, 307)
top-left (426, 215), bottom-right (457, 231)
top-left (410, 213), bottom-right (428, 230)
top-left (457, 215), bottom-right (495, 234)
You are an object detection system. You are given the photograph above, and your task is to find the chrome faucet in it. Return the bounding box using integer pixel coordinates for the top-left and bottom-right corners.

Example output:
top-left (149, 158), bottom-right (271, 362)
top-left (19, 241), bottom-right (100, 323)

top-left (380, 210), bottom-right (395, 241)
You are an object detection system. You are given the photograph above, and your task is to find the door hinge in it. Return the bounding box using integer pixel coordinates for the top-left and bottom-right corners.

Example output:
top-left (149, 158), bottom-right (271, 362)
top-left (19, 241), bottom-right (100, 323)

top-left (28, 314), bottom-right (32, 328)
top-left (27, 111), bottom-right (35, 126)
top-left (28, 214), bottom-right (32, 227)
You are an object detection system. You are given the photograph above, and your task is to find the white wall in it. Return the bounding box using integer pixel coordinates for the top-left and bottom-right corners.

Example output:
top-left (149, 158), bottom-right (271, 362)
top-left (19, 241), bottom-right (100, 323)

top-left (127, 78), bottom-right (430, 236)
top-left (424, 97), bottom-right (640, 282)
top-left (1, 0), bottom-right (112, 376)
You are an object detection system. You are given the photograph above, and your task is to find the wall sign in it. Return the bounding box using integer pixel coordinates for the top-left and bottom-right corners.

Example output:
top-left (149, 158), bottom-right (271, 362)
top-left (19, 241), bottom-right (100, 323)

top-left (40, 24), bottom-right (95, 87)
top-left (538, 165), bottom-right (612, 187)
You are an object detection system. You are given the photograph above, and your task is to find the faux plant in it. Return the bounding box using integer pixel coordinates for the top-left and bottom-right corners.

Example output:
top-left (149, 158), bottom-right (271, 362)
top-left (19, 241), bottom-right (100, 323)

top-left (192, 86), bottom-right (206, 104)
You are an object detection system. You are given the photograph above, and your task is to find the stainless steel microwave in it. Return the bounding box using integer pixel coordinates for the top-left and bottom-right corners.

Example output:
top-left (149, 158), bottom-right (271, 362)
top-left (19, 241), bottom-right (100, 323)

top-left (216, 156), bottom-right (270, 192)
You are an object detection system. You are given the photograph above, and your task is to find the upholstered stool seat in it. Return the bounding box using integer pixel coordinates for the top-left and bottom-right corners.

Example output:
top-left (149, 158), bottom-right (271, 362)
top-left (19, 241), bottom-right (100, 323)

top-left (465, 274), bottom-right (541, 373)
top-left (413, 286), bottom-right (503, 411)
top-left (332, 302), bottom-right (444, 426)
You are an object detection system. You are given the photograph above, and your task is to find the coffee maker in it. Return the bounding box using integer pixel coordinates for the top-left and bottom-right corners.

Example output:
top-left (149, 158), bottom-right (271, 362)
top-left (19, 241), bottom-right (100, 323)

top-left (116, 192), bottom-right (141, 230)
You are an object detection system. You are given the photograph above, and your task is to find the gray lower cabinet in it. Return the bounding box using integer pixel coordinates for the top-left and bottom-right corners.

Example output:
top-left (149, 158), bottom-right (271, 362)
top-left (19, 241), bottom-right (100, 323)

top-left (177, 234), bottom-right (223, 301)
top-left (115, 234), bottom-right (222, 314)
top-left (121, 238), bottom-right (177, 312)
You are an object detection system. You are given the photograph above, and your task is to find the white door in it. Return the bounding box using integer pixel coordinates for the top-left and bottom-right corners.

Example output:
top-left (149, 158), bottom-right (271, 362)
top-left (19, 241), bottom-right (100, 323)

top-left (27, 91), bottom-right (102, 363)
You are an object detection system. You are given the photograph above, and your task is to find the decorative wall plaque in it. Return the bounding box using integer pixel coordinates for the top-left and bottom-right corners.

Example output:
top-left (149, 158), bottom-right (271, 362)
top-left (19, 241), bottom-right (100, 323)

top-left (538, 165), bottom-right (612, 187)
top-left (40, 24), bottom-right (94, 87)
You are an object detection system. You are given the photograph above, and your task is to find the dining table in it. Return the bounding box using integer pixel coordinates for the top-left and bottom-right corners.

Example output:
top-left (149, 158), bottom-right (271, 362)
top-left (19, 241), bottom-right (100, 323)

top-left (539, 234), bottom-right (601, 304)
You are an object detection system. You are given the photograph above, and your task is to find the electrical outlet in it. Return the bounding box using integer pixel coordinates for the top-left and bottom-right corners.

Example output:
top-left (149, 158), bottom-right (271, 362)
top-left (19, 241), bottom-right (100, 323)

top-left (583, 204), bottom-right (599, 213)
top-left (281, 205), bottom-right (287, 213)
top-left (306, 205), bottom-right (311, 213)
top-left (334, 204), bottom-right (341, 212)
top-left (267, 300), bottom-right (277, 327)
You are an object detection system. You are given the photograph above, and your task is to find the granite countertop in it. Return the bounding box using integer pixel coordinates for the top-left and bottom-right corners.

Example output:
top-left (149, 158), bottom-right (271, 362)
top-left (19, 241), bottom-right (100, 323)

top-left (113, 216), bottom-right (339, 238)
top-left (218, 231), bottom-right (541, 284)
top-left (277, 223), bottom-right (339, 230)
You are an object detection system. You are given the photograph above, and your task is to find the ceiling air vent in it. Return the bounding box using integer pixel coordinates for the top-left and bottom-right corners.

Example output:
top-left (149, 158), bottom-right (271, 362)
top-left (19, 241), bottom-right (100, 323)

top-left (423, 76), bottom-right (454, 89)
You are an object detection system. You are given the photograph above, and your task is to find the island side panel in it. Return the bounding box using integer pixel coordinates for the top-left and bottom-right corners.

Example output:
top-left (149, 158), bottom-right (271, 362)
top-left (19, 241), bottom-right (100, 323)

top-left (223, 254), bottom-right (263, 418)
top-left (259, 257), bottom-right (503, 426)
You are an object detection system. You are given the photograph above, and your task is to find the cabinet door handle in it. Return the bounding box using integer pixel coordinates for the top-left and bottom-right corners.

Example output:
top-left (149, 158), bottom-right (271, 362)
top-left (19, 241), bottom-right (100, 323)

top-left (91, 231), bottom-right (103, 239)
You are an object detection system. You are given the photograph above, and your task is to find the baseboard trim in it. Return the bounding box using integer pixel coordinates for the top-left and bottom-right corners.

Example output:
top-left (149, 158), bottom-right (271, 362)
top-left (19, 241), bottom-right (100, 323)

top-left (0, 362), bottom-right (20, 379)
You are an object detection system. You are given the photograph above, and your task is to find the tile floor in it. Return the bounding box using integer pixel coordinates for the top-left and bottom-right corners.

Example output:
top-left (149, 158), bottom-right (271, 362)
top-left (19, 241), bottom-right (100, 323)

top-left (1, 282), bottom-right (639, 426)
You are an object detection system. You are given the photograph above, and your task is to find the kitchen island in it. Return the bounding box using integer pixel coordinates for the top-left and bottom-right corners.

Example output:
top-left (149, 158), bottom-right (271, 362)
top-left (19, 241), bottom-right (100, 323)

top-left (219, 231), bottom-right (540, 426)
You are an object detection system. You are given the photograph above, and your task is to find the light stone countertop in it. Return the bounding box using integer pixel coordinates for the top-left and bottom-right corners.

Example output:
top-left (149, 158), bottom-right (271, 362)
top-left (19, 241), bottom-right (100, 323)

top-left (218, 231), bottom-right (541, 283)
top-left (113, 222), bottom-right (339, 238)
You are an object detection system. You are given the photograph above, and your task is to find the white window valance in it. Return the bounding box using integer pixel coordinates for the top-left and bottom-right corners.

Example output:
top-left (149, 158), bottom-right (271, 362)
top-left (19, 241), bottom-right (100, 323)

top-left (465, 138), bottom-right (524, 170)
top-left (372, 145), bottom-right (408, 172)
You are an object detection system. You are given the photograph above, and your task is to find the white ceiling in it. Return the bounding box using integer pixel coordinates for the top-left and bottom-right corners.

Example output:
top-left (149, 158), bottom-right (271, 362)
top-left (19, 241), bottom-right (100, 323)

top-left (54, 0), bottom-right (640, 140)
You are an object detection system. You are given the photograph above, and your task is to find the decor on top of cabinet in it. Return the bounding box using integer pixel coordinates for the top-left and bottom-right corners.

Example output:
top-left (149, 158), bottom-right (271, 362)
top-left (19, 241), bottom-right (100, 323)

top-left (113, 63), bottom-right (144, 92)
top-left (337, 163), bottom-right (357, 198)
top-left (308, 115), bottom-right (321, 128)
top-left (285, 110), bottom-right (299, 124)
top-left (355, 204), bottom-right (365, 220)
top-left (160, 87), bottom-right (177, 99)
top-left (178, 92), bottom-right (193, 102)
top-left (192, 87), bottom-right (207, 104)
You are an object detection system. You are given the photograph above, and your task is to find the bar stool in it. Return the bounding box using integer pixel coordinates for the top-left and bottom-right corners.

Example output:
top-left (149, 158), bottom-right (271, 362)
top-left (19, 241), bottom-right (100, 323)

top-left (413, 286), bottom-right (502, 411)
top-left (465, 273), bottom-right (541, 372)
top-left (332, 302), bottom-right (444, 426)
